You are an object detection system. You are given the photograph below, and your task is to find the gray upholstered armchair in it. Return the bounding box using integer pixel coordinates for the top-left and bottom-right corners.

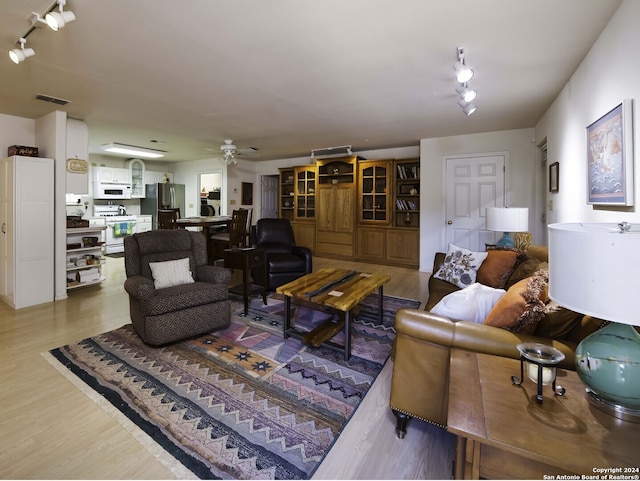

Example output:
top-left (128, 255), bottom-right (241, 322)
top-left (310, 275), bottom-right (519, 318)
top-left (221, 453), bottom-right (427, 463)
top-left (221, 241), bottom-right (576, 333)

top-left (124, 229), bottom-right (232, 345)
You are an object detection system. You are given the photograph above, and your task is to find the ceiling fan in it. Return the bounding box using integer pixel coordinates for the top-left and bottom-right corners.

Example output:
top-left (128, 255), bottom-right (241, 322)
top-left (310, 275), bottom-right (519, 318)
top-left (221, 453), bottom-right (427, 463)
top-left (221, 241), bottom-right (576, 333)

top-left (207, 139), bottom-right (258, 165)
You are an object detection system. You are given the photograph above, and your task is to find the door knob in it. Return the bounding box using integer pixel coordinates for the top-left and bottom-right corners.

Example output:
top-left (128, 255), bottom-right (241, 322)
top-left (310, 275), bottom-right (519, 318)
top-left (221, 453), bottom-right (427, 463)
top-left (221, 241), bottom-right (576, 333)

top-left (447, 220), bottom-right (453, 225)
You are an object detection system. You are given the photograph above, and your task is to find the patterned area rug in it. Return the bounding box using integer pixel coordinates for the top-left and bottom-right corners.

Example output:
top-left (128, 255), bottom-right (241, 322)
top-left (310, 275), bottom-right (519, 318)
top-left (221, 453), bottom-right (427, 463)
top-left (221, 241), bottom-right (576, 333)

top-left (45, 293), bottom-right (420, 480)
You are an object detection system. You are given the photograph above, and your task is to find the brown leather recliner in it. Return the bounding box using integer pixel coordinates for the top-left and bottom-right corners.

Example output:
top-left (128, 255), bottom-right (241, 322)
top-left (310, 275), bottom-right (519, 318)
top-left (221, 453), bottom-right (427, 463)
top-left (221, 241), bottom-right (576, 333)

top-left (124, 229), bottom-right (232, 345)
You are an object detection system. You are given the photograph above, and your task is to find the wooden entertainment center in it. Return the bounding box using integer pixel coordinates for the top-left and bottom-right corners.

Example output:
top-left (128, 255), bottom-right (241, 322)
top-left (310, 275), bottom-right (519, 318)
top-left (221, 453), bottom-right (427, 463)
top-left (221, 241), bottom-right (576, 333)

top-left (279, 155), bottom-right (420, 268)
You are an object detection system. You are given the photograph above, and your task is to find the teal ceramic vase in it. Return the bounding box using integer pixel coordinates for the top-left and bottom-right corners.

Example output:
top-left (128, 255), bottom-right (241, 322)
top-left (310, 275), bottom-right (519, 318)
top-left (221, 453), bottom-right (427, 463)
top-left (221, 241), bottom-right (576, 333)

top-left (575, 322), bottom-right (640, 410)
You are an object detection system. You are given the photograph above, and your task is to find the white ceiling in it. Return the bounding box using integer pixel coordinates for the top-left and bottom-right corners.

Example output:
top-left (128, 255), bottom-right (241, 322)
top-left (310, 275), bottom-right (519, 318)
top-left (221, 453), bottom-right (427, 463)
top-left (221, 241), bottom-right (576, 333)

top-left (0, 0), bottom-right (621, 163)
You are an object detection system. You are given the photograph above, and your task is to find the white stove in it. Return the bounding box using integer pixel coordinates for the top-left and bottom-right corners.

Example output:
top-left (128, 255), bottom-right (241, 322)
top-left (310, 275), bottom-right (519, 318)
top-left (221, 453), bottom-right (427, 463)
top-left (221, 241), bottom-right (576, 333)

top-left (94, 206), bottom-right (138, 254)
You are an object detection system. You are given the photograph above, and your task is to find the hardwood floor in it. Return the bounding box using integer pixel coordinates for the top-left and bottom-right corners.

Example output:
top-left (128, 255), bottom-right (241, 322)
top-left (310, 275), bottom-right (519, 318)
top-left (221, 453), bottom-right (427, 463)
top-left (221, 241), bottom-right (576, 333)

top-left (0, 255), bottom-right (455, 479)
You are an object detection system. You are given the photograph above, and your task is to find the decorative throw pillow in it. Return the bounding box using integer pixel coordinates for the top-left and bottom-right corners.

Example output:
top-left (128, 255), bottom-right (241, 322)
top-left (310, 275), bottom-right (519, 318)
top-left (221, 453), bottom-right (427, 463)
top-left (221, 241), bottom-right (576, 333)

top-left (484, 268), bottom-right (548, 334)
top-left (503, 256), bottom-right (541, 290)
top-left (430, 283), bottom-right (506, 324)
top-left (433, 244), bottom-right (488, 289)
top-left (534, 302), bottom-right (584, 340)
top-left (476, 249), bottom-right (522, 289)
top-left (148, 257), bottom-right (195, 289)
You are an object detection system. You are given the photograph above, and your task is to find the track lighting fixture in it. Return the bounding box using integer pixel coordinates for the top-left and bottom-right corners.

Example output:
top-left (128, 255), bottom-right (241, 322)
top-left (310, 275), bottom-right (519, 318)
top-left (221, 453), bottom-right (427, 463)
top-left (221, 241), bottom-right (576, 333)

top-left (8, 38), bottom-right (35, 64)
top-left (453, 47), bottom-right (474, 84)
top-left (45, 0), bottom-right (76, 31)
top-left (456, 85), bottom-right (477, 103)
top-left (453, 47), bottom-right (477, 116)
top-left (9, 1), bottom-right (77, 67)
top-left (458, 100), bottom-right (477, 116)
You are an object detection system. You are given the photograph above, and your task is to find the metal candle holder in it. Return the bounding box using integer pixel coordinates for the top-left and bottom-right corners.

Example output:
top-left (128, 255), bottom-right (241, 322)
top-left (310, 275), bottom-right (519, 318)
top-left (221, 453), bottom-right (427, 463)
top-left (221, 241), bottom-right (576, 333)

top-left (511, 343), bottom-right (566, 404)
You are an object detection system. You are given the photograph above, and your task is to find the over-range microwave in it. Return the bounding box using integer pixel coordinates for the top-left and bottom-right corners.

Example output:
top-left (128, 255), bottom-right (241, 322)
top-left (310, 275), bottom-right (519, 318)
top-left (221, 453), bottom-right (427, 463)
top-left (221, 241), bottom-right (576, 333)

top-left (93, 182), bottom-right (132, 199)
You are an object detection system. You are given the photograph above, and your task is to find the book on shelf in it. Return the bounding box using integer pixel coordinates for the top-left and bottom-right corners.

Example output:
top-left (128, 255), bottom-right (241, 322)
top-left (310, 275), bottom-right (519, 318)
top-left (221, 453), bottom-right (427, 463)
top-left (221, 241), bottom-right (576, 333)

top-left (396, 164), bottom-right (420, 180)
top-left (395, 198), bottom-right (418, 211)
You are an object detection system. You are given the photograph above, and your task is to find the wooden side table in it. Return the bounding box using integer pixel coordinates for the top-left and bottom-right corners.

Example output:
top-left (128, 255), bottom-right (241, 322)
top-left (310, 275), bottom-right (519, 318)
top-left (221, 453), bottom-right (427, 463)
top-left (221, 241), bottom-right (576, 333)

top-left (447, 350), bottom-right (640, 479)
top-left (223, 247), bottom-right (267, 315)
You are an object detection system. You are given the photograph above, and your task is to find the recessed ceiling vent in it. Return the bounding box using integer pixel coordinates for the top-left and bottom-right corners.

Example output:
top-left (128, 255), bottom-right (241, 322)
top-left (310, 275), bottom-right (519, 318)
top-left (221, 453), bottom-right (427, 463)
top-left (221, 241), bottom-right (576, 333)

top-left (311, 145), bottom-right (352, 160)
top-left (36, 93), bottom-right (71, 105)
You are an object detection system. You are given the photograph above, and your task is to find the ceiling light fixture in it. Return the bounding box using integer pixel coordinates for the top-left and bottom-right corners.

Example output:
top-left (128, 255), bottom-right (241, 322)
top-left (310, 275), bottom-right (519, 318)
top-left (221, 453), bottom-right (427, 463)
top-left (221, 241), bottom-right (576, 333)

top-left (220, 140), bottom-right (237, 165)
top-left (45, 0), bottom-right (76, 31)
top-left (100, 143), bottom-right (166, 159)
top-left (454, 47), bottom-right (477, 116)
top-left (456, 84), bottom-right (477, 103)
top-left (458, 100), bottom-right (478, 116)
top-left (453, 47), bottom-right (474, 83)
top-left (8, 38), bottom-right (35, 64)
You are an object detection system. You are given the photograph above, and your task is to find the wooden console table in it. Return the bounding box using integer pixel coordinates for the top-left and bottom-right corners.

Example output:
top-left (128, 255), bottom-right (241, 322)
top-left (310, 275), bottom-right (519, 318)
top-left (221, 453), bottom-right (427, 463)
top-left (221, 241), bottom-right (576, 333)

top-left (447, 350), bottom-right (640, 479)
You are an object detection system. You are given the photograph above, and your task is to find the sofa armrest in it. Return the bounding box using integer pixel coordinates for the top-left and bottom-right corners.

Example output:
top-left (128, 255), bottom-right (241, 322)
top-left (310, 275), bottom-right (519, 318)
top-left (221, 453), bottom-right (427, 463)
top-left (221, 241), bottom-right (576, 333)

top-left (195, 265), bottom-right (232, 285)
top-left (124, 275), bottom-right (157, 300)
top-left (395, 308), bottom-right (576, 369)
top-left (390, 308), bottom-right (577, 428)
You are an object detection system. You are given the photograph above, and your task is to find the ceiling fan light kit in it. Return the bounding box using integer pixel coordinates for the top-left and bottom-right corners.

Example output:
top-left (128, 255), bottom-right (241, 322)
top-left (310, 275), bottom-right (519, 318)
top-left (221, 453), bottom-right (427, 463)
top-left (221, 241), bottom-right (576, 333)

top-left (8, 0), bottom-right (76, 64)
top-left (454, 47), bottom-right (477, 116)
top-left (221, 139), bottom-right (238, 165)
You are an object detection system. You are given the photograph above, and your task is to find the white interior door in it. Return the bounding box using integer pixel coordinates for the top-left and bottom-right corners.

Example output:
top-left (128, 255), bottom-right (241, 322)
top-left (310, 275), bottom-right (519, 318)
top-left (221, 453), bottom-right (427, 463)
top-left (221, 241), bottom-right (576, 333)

top-left (445, 153), bottom-right (505, 251)
top-left (260, 175), bottom-right (279, 219)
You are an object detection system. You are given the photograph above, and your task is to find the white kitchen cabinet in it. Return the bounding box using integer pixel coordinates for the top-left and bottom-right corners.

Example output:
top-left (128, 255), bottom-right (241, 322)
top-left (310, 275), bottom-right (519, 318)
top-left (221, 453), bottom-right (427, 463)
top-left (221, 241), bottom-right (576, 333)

top-left (128, 159), bottom-right (146, 198)
top-left (93, 166), bottom-right (130, 184)
top-left (0, 156), bottom-right (55, 309)
top-left (66, 226), bottom-right (106, 290)
top-left (136, 215), bottom-right (152, 233)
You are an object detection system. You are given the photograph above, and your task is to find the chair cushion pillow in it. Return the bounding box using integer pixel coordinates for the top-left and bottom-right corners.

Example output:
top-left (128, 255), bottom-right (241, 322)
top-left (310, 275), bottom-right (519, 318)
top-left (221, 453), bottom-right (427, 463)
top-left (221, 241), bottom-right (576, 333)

top-left (430, 283), bottom-right (506, 324)
top-left (149, 257), bottom-right (194, 289)
top-left (142, 282), bottom-right (229, 316)
top-left (433, 243), bottom-right (488, 288)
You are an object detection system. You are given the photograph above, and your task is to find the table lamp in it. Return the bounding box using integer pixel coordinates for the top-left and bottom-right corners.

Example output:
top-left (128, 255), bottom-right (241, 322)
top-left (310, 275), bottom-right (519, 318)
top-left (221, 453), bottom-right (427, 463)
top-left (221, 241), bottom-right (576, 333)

top-left (548, 222), bottom-right (640, 421)
top-left (486, 207), bottom-right (529, 248)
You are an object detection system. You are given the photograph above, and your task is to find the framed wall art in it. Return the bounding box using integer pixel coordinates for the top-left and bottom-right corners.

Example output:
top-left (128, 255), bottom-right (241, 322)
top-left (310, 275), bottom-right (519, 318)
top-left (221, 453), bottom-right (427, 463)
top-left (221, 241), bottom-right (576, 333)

top-left (549, 162), bottom-right (559, 193)
top-left (241, 182), bottom-right (253, 205)
top-left (586, 99), bottom-right (634, 206)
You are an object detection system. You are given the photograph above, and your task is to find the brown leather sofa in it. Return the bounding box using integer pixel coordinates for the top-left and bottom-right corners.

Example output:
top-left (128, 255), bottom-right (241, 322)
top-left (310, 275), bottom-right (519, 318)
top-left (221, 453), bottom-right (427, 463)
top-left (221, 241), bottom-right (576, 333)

top-left (389, 246), bottom-right (604, 438)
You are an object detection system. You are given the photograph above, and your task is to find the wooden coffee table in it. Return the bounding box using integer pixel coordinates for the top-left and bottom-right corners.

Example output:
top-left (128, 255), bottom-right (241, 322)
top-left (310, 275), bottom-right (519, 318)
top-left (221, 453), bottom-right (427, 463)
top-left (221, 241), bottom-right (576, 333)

top-left (276, 268), bottom-right (390, 360)
top-left (447, 350), bottom-right (640, 479)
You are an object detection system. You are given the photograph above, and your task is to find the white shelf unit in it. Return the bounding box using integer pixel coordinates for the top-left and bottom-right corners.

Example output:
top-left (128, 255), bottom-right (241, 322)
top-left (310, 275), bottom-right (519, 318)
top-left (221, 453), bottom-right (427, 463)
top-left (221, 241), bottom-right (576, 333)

top-left (66, 226), bottom-right (107, 290)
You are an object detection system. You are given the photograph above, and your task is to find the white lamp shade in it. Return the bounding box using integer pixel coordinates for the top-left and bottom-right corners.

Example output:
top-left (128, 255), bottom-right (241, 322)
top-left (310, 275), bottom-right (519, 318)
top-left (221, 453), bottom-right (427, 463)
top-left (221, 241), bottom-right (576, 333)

top-left (486, 207), bottom-right (529, 232)
top-left (548, 223), bottom-right (640, 326)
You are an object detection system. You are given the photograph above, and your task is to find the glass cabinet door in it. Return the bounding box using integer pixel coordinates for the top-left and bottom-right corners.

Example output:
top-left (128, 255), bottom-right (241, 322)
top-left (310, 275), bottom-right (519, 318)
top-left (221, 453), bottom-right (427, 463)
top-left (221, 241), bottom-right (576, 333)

top-left (295, 166), bottom-right (315, 219)
top-left (360, 162), bottom-right (389, 223)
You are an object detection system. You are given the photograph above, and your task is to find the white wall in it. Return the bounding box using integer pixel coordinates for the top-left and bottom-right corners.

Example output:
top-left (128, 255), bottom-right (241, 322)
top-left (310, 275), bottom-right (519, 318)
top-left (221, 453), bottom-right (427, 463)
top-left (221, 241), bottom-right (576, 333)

top-left (0, 113), bottom-right (36, 153)
top-left (536, 0), bottom-right (640, 225)
top-left (419, 128), bottom-right (537, 271)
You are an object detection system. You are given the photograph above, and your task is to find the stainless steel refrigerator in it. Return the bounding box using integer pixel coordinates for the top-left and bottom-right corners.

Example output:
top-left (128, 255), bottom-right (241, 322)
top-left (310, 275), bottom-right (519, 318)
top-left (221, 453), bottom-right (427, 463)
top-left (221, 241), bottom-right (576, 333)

top-left (140, 183), bottom-right (186, 229)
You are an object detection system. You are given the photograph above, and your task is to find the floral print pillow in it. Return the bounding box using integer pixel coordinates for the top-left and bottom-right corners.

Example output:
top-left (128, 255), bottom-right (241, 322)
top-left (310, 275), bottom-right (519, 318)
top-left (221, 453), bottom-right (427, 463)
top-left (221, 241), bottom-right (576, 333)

top-left (434, 243), bottom-right (488, 288)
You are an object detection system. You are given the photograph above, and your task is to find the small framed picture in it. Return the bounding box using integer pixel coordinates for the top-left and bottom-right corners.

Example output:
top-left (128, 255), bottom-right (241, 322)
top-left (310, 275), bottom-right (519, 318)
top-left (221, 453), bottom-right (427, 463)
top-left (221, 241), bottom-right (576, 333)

top-left (241, 182), bottom-right (253, 205)
top-left (549, 162), bottom-right (559, 193)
